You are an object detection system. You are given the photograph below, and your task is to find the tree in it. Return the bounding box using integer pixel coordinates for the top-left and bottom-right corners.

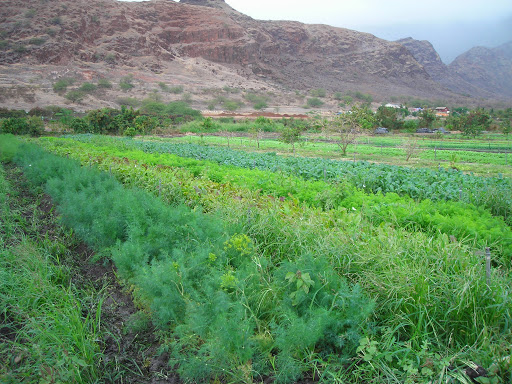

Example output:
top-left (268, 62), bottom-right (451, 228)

top-left (324, 105), bottom-right (376, 156)
top-left (306, 97), bottom-right (324, 108)
top-left (324, 114), bottom-right (355, 156)
top-left (501, 119), bottom-right (511, 139)
top-left (70, 117), bottom-right (92, 134)
top-left (418, 109), bottom-right (436, 128)
top-left (375, 106), bottom-right (407, 130)
top-left (87, 108), bottom-right (118, 134)
top-left (133, 115), bottom-right (158, 136)
top-left (280, 125), bottom-right (303, 155)
top-left (402, 138), bottom-right (422, 161)
top-left (65, 90), bottom-right (85, 103)
top-left (250, 117), bottom-right (273, 149)
top-left (461, 109), bottom-right (491, 138)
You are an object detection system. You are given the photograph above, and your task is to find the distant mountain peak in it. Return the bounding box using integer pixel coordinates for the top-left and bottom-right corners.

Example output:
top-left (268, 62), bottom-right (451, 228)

top-left (397, 37), bottom-right (512, 100)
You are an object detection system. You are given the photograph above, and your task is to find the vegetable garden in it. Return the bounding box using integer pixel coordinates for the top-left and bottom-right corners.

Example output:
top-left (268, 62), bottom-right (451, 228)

top-left (1, 132), bottom-right (511, 383)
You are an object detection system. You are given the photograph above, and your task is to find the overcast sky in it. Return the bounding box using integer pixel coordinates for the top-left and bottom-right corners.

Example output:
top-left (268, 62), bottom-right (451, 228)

top-left (120, 0), bottom-right (512, 63)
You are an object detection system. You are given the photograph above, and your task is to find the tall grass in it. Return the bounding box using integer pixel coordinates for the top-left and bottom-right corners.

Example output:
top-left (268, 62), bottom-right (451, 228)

top-left (0, 162), bottom-right (103, 383)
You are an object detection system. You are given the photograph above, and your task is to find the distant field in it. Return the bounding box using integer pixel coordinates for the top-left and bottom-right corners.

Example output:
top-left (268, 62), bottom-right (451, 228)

top-left (159, 132), bottom-right (512, 177)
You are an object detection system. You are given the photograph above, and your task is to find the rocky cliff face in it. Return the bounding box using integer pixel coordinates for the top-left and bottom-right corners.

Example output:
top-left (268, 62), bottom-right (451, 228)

top-left (449, 44), bottom-right (512, 99)
top-left (0, 0), bottom-right (456, 101)
top-left (396, 38), bottom-right (447, 80)
top-left (397, 37), bottom-right (512, 100)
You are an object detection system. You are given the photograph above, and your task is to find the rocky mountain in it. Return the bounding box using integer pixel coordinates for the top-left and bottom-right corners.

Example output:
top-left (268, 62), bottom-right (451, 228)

top-left (397, 37), bottom-right (512, 100)
top-left (449, 43), bottom-right (512, 99)
top-left (0, 0), bottom-right (507, 111)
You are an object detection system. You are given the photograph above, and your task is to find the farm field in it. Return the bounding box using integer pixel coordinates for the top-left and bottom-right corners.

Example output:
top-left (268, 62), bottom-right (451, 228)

top-left (163, 133), bottom-right (512, 177)
top-left (1, 133), bottom-right (512, 383)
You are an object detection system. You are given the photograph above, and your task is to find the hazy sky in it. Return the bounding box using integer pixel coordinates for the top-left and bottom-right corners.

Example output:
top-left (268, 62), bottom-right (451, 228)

top-left (120, 0), bottom-right (512, 63)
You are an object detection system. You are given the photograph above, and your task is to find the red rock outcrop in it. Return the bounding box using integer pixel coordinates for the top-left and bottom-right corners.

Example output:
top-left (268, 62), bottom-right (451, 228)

top-left (0, 0), bottom-right (470, 99)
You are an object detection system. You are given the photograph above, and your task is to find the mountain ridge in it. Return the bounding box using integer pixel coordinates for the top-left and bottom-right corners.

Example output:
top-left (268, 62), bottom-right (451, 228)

top-left (0, 0), bottom-right (509, 111)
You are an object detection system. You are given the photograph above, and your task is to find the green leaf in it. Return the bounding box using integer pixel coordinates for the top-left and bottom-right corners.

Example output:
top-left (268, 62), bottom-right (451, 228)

top-left (285, 272), bottom-right (296, 282)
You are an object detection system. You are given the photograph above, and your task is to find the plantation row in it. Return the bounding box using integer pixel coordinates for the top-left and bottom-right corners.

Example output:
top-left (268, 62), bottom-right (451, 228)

top-left (3, 134), bottom-right (512, 383)
top-left (64, 134), bottom-right (512, 224)
top-left (171, 134), bottom-right (512, 168)
top-left (0, 160), bottom-right (103, 382)
top-left (38, 136), bottom-right (512, 265)
top-left (353, 135), bottom-right (512, 151)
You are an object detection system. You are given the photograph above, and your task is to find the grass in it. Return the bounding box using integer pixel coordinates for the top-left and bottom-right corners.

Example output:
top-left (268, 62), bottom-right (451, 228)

top-left (0, 161), bottom-right (104, 383)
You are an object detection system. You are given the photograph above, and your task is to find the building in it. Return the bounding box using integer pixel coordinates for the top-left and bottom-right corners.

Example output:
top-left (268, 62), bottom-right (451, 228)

top-left (435, 107), bottom-right (450, 117)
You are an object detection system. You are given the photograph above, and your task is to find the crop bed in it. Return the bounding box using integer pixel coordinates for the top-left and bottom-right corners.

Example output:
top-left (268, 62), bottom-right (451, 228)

top-left (2, 134), bottom-right (511, 383)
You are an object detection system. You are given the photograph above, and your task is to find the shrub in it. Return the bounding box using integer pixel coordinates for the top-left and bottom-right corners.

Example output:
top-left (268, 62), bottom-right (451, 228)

top-left (180, 93), bottom-right (192, 103)
top-left (65, 90), bottom-right (85, 103)
top-left (169, 85), bottom-right (184, 94)
top-left (254, 101), bottom-right (268, 110)
top-left (306, 97), bottom-right (324, 108)
top-left (0, 108), bottom-right (26, 119)
top-left (119, 75), bottom-right (135, 91)
top-left (46, 28), bottom-right (57, 37)
top-left (158, 82), bottom-right (169, 92)
top-left (117, 97), bottom-right (140, 108)
top-left (348, 91), bottom-right (373, 103)
top-left (50, 16), bottom-right (62, 25)
top-left (105, 53), bottom-right (116, 64)
top-left (310, 88), bottom-right (326, 98)
top-left (28, 37), bottom-right (45, 46)
top-left (223, 86), bottom-right (240, 94)
top-left (27, 116), bottom-right (44, 137)
top-left (0, 118), bottom-right (29, 135)
top-left (134, 115), bottom-right (158, 134)
top-left (70, 117), bottom-right (92, 133)
top-left (53, 78), bottom-right (75, 93)
top-left (123, 126), bottom-right (137, 137)
top-left (24, 9), bottom-right (37, 18)
top-left (200, 117), bottom-right (220, 131)
top-left (87, 108), bottom-right (118, 134)
top-left (166, 101), bottom-right (201, 121)
top-left (402, 119), bottom-right (418, 132)
top-left (140, 100), bottom-right (167, 116)
top-left (79, 82), bottom-right (97, 93)
top-left (222, 100), bottom-right (243, 111)
top-left (97, 78), bottom-right (112, 89)
top-left (13, 44), bottom-right (27, 54)
top-left (28, 107), bottom-right (46, 117)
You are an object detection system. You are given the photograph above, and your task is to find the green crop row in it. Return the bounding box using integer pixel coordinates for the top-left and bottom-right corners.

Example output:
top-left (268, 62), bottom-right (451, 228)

top-left (0, 159), bottom-right (103, 383)
top-left (3, 135), bottom-right (375, 383)
top-left (351, 135), bottom-right (512, 151)
top-left (38, 137), bottom-right (512, 265)
top-left (63, 134), bottom-right (512, 225)
top-left (168, 134), bottom-right (512, 167)
top-left (6, 134), bottom-right (512, 382)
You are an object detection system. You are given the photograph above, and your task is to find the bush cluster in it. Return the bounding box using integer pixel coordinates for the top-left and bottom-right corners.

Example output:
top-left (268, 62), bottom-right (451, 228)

top-left (0, 116), bottom-right (44, 136)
